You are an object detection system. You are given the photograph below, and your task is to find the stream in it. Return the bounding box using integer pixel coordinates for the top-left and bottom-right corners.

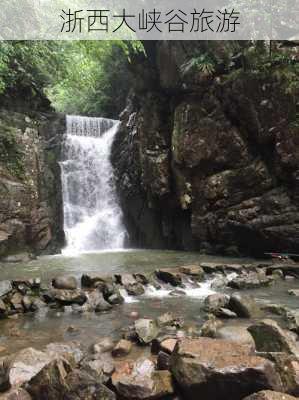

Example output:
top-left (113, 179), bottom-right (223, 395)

top-left (0, 249), bottom-right (298, 356)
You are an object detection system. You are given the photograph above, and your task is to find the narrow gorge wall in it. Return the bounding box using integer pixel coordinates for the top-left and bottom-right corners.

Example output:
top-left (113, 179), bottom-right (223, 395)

top-left (0, 96), bottom-right (65, 258)
top-left (112, 41), bottom-right (299, 256)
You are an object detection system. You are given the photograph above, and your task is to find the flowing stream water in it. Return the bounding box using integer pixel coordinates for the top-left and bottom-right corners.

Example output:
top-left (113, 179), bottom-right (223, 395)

top-left (60, 116), bottom-right (126, 255)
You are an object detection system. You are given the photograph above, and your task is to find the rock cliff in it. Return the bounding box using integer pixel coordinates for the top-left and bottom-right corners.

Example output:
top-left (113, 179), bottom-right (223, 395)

top-left (0, 92), bottom-right (65, 258)
top-left (112, 41), bottom-right (299, 256)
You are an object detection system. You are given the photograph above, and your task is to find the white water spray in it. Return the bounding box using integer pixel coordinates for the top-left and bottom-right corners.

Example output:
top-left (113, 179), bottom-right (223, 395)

top-left (60, 115), bottom-right (126, 254)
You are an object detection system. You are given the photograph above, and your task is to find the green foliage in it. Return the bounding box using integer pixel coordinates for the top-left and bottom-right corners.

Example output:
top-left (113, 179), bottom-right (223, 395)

top-left (0, 40), bottom-right (142, 118)
top-left (0, 41), bottom-right (61, 96)
top-left (0, 122), bottom-right (24, 179)
top-left (46, 41), bottom-right (138, 118)
top-left (181, 53), bottom-right (216, 77)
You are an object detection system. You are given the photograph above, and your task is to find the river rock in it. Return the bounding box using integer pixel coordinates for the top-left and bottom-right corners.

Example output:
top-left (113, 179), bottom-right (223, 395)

top-left (211, 275), bottom-right (229, 289)
top-left (266, 353), bottom-right (299, 396)
top-left (157, 312), bottom-right (183, 328)
top-left (112, 340), bottom-right (132, 357)
top-left (228, 272), bottom-right (273, 290)
top-left (45, 342), bottom-right (83, 365)
top-left (107, 292), bottom-right (124, 305)
top-left (215, 326), bottom-right (256, 350)
top-left (228, 293), bottom-right (261, 318)
top-left (248, 319), bottom-right (299, 357)
top-left (215, 307), bottom-right (238, 319)
top-left (170, 338), bottom-right (282, 400)
top-left (242, 391), bottom-right (298, 400)
top-left (200, 315), bottom-right (223, 338)
top-left (9, 293), bottom-right (24, 313)
top-left (155, 269), bottom-right (182, 286)
top-left (112, 358), bottom-right (174, 399)
top-left (82, 351), bottom-right (115, 379)
top-left (115, 274), bottom-right (145, 295)
top-left (81, 274), bottom-right (109, 289)
top-left (179, 265), bottom-right (204, 280)
top-left (204, 293), bottom-right (229, 312)
top-left (92, 338), bottom-right (114, 354)
top-left (135, 318), bottom-right (160, 344)
top-left (43, 289), bottom-right (87, 306)
top-left (160, 339), bottom-right (177, 354)
top-left (52, 276), bottom-right (77, 290)
top-left (88, 291), bottom-right (112, 312)
top-left (125, 283), bottom-right (145, 296)
top-left (286, 310), bottom-right (299, 334)
top-left (262, 304), bottom-right (288, 317)
top-left (64, 369), bottom-right (116, 400)
top-left (26, 358), bottom-right (72, 400)
top-left (1, 347), bottom-right (53, 388)
top-left (0, 281), bottom-right (12, 298)
top-left (0, 388), bottom-right (32, 399)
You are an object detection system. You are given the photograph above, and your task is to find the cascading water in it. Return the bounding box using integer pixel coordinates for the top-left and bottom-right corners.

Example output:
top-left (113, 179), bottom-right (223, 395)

top-left (60, 115), bottom-right (126, 254)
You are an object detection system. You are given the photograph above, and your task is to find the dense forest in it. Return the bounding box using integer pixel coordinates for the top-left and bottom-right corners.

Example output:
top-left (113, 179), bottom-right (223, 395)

top-left (0, 41), bottom-right (141, 117)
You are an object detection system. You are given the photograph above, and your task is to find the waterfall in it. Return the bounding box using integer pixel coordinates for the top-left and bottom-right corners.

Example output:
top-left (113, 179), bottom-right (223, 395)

top-left (60, 115), bottom-right (126, 254)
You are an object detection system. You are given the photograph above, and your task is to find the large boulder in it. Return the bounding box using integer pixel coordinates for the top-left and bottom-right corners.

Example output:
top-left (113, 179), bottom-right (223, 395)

top-left (52, 276), bottom-right (77, 290)
top-left (242, 390), bottom-right (298, 400)
top-left (170, 338), bottom-right (282, 400)
top-left (155, 269), bottom-right (182, 286)
top-left (228, 294), bottom-right (261, 318)
top-left (0, 348), bottom-right (53, 389)
top-left (26, 358), bottom-right (72, 400)
top-left (112, 358), bottom-right (174, 399)
top-left (135, 319), bottom-right (160, 344)
top-left (43, 289), bottom-right (87, 306)
top-left (64, 369), bottom-right (116, 400)
top-left (248, 319), bottom-right (299, 357)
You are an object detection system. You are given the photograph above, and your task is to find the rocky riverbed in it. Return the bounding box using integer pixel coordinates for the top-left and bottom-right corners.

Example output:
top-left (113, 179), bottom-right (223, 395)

top-left (0, 251), bottom-right (299, 399)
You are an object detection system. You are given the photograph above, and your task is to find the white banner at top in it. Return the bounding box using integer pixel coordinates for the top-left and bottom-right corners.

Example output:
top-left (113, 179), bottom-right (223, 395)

top-left (0, 0), bottom-right (298, 40)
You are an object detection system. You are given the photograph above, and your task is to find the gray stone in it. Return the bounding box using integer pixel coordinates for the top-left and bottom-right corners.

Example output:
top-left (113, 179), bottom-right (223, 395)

top-left (248, 319), bottom-right (299, 357)
top-left (112, 340), bottom-right (132, 357)
top-left (155, 269), bottom-right (182, 286)
top-left (204, 293), bottom-right (229, 312)
top-left (52, 276), bottom-right (77, 290)
top-left (135, 318), bottom-right (160, 344)
top-left (228, 293), bottom-right (261, 318)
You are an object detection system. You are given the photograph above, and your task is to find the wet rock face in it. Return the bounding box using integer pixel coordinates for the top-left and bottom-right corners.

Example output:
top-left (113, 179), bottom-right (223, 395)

top-left (112, 41), bottom-right (299, 256)
top-left (0, 109), bottom-right (65, 259)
